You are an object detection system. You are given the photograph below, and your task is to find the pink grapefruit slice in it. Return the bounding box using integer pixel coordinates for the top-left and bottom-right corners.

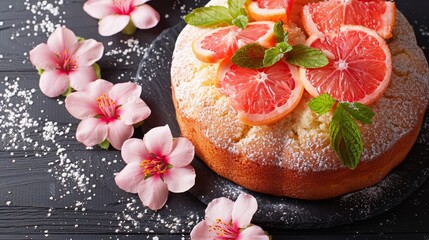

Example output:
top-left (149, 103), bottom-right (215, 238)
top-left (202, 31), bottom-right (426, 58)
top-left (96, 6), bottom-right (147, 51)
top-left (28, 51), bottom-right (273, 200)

top-left (299, 25), bottom-right (392, 105)
top-left (246, 0), bottom-right (294, 23)
top-left (192, 21), bottom-right (275, 63)
top-left (217, 60), bottom-right (304, 126)
top-left (302, 0), bottom-right (396, 39)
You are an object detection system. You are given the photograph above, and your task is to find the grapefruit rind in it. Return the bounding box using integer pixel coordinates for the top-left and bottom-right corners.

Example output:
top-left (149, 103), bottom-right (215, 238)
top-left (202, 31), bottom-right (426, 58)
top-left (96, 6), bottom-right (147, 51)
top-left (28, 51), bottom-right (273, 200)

top-left (299, 25), bottom-right (392, 105)
top-left (246, 1), bottom-right (288, 23)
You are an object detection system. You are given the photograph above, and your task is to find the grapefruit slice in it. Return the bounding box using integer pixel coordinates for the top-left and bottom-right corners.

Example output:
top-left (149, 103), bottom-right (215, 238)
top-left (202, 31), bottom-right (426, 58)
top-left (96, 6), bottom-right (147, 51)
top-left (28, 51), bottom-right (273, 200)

top-left (246, 0), bottom-right (294, 23)
top-left (192, 21), bottom-right (275, 63)
top-left (302, 0), bottom-right (396, 39)
top-left (299, 25), bottom-right (392, 105)
top-left (217, 60), bottom-right (304, 126)
top-left (246, 0), bottom-right (321, 24)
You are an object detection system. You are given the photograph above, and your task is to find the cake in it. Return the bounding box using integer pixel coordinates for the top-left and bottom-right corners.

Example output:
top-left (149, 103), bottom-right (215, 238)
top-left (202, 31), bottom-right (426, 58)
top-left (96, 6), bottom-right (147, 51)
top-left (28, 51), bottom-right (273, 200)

top-left (171, 0), bottom-right (429, 199)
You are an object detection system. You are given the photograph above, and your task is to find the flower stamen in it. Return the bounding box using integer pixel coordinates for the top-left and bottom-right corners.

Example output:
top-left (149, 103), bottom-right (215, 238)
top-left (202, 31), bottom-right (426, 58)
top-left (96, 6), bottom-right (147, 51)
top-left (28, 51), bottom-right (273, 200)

top-left (97, 94), bottom-right (117, 120)
top-left (208, 218), bottom-right (240, 239)
top-left (140, 157), bottom-right (168, 178)
top-left (56, 50), bottom-right (77, 74)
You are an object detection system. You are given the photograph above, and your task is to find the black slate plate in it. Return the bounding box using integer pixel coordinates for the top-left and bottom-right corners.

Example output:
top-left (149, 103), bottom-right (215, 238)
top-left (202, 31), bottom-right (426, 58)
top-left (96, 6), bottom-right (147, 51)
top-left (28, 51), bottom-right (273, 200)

top-left (135, 22), bottom-right (429, 229)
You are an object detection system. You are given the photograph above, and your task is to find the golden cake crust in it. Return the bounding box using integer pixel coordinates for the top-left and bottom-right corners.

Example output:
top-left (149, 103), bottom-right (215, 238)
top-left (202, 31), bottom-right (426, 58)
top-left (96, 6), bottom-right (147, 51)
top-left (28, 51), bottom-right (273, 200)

top-left (171, 0), bottom-right (429, 199)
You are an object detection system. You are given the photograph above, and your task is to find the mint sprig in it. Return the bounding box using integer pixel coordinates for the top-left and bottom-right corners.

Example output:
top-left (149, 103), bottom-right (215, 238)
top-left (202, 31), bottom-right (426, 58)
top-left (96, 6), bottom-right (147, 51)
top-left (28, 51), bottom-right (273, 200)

top-left (231, 21), bottom-right (328, 69)
top-left (309, 94), bottom-right (375, 169)
top-left (184, 0), bottom-right (248, 28)
top-left (231, 43), bottom-right (266, 69)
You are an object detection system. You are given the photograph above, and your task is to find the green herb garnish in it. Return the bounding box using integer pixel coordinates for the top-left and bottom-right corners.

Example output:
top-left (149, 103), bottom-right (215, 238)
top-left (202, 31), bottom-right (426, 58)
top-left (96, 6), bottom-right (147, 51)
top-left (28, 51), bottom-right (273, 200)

top-left (184, 0), bottom-right (249, 29)
top-left (309, 94), bottom-right (375, 169)
top-left (231, 21), bottom-right (328, 69)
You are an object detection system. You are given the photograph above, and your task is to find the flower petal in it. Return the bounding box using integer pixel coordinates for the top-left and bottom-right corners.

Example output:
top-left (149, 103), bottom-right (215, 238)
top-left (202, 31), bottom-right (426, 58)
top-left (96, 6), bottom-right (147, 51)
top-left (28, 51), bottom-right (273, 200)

top-left (238, 225), bottom-right (269, 240)
top-left (73, 39), bottom-right (104, 67)
top-left (164, 166), bottom-right (195, 193)
top-left (68, 66), bottom-right (97, 91)
top-left (143, 125), bottom-right (173, 156)
top-left (106, 120), bottom-right (134, 150)
top-left (204, 197), bottom-right (234, 226)
top-left (65, 91), bottom-right (99, 119)
top-left (109, 82), bottom-right (142, 105)
top-left (76, 118), bottom-right (108, 147)
top-left (138, 176), bottom-right (169, 210)
top-left (29, 43), bottom-right (57, 69)
top-left (121, 138), bottom-right (151, 164)
top-left (115, 161), bottom-right (145, 194)
top-left (190, 220), bottom-right (214, 240)
top-left (130, 5), bottom-right (160, 29)
top-left (86, 79), bottom-right (113, 98)
top-left (232, 193), bottom-right (258, 228)
top-left (119, 97), bottom-right (151, 125)
top-left (47, 27), bottom-right (78, 53)
top-left (167, 138), bottom-right (195, 167)
top-left (83, 0), bottom-right (116, 19)
top-left (133, 0), bottom-right (151, 5)
top-left (98, 15), bottom-right (130, 36)
top-left (39, 70), bottom-right (70, 98)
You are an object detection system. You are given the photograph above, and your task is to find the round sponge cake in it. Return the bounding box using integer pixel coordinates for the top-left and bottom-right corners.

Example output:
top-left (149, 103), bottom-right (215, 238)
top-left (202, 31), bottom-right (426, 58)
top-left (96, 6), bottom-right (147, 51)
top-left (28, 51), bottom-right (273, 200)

top-left (171, 0), bottom-right (429, 199)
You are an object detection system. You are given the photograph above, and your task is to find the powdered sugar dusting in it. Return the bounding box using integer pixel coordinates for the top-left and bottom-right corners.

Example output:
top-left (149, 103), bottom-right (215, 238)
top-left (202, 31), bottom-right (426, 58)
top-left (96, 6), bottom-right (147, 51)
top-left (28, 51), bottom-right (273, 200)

top-left (11, 0), bottom-right (66, 39)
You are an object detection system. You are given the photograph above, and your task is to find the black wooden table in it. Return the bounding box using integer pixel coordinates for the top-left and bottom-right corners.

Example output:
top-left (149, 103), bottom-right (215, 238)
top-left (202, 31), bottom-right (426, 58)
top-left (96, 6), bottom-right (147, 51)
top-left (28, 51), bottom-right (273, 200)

top-left (0, 0), bottom-right (428, 239)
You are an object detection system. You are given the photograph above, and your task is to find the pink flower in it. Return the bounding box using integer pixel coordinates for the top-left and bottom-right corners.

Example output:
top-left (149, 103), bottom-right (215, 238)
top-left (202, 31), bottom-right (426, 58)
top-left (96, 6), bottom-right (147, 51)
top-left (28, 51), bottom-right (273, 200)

top-left (191, 193), bottom-right (269, 240)
top-left (115, 125), bottom-right (196, 210)
top-left (29, 27), bottom-right (104, 98)
top-left (83, 0), bottom-right (160, 36)
top-left (65, 79), bottom-right (151, 150)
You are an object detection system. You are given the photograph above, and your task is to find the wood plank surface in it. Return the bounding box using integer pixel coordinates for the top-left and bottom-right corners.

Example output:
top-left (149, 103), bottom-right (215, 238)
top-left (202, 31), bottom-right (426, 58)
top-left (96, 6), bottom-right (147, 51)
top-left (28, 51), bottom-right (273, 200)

top-left (0, 0), bottom-right (428, 239)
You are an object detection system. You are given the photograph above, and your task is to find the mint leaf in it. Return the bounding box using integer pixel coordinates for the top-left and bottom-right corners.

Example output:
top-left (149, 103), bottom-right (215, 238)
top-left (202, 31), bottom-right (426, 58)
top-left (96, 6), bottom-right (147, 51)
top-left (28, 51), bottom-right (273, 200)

top-left (232, 15), bottom-right (248, 29)
top-left (276, 42), bottom-right (292, 54)
top-left (286, 44), bottom-right (329, 68)
top-left (228, 0), bottom-right (247, 17)
top-left (330, 104), bottom-right (363, 169)
top-left (99, 139), bottom-right (110, 150)
top-left (231, 43), bottom-right (266, 69)
top-left (184, 6), bottom-right (234, 27)
top-left (263, 47), bottom-right (284, 67)
top-left (309, 93), bottom-right (336, 115)
top-left (274, 20), bottom-right (288, 43)
top-left (340, 102), bottom-right (375, 124)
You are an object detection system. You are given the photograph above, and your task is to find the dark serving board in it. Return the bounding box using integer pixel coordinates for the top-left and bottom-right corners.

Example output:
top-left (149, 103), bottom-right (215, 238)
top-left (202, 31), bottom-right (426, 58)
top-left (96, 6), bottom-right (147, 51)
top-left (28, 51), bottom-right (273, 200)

top-left (135, 22), bottom-right (429, 229)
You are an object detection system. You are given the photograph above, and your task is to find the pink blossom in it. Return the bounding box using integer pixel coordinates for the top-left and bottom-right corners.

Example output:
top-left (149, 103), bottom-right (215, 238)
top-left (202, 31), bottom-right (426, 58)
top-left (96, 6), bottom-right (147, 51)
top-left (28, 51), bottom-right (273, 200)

top-left (65, 79), bottom-right (151, 150)
top-left (115, 125), bottom-right (196, 210)
top-left (83, 0), bottom-right (160, 36)
top-left (29, 27), bottom-right (104, 98)
top-left (191, 193), bottom-right (269, 240)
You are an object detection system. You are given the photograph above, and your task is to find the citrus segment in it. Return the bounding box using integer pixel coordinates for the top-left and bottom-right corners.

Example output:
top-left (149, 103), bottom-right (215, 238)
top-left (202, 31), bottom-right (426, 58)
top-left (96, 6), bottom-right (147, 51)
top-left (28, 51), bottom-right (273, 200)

top-left (217, 60), bottom-right (303, 125)
top-left (246, 0), bottom-right (293, 23)
top-left (299, 25), bottom-right (392, 105)
top-left (192, 21), bottom-right (275, 63)
top-left (302, 0), bottom-right (396, 39)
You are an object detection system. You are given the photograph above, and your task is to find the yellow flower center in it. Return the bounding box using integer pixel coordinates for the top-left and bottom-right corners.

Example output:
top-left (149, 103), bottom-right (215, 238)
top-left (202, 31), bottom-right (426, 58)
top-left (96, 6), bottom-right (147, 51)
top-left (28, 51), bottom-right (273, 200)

top-left (140, 157), bottom-right (169, 178)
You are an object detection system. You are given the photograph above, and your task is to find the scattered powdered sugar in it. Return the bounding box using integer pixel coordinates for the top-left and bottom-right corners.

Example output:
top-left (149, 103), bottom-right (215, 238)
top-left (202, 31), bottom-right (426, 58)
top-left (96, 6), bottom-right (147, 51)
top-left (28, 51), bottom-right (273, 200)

top-left (105, 38), bottom-right (149, 67)
top-left (0, 2), bottom-right (203, 235)
top-left (11, 0), bottom-right (66, 40)
top-left (0, 76), bottom-right (39, 151)
top-left (113, 196), bottom-right (201, 235)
